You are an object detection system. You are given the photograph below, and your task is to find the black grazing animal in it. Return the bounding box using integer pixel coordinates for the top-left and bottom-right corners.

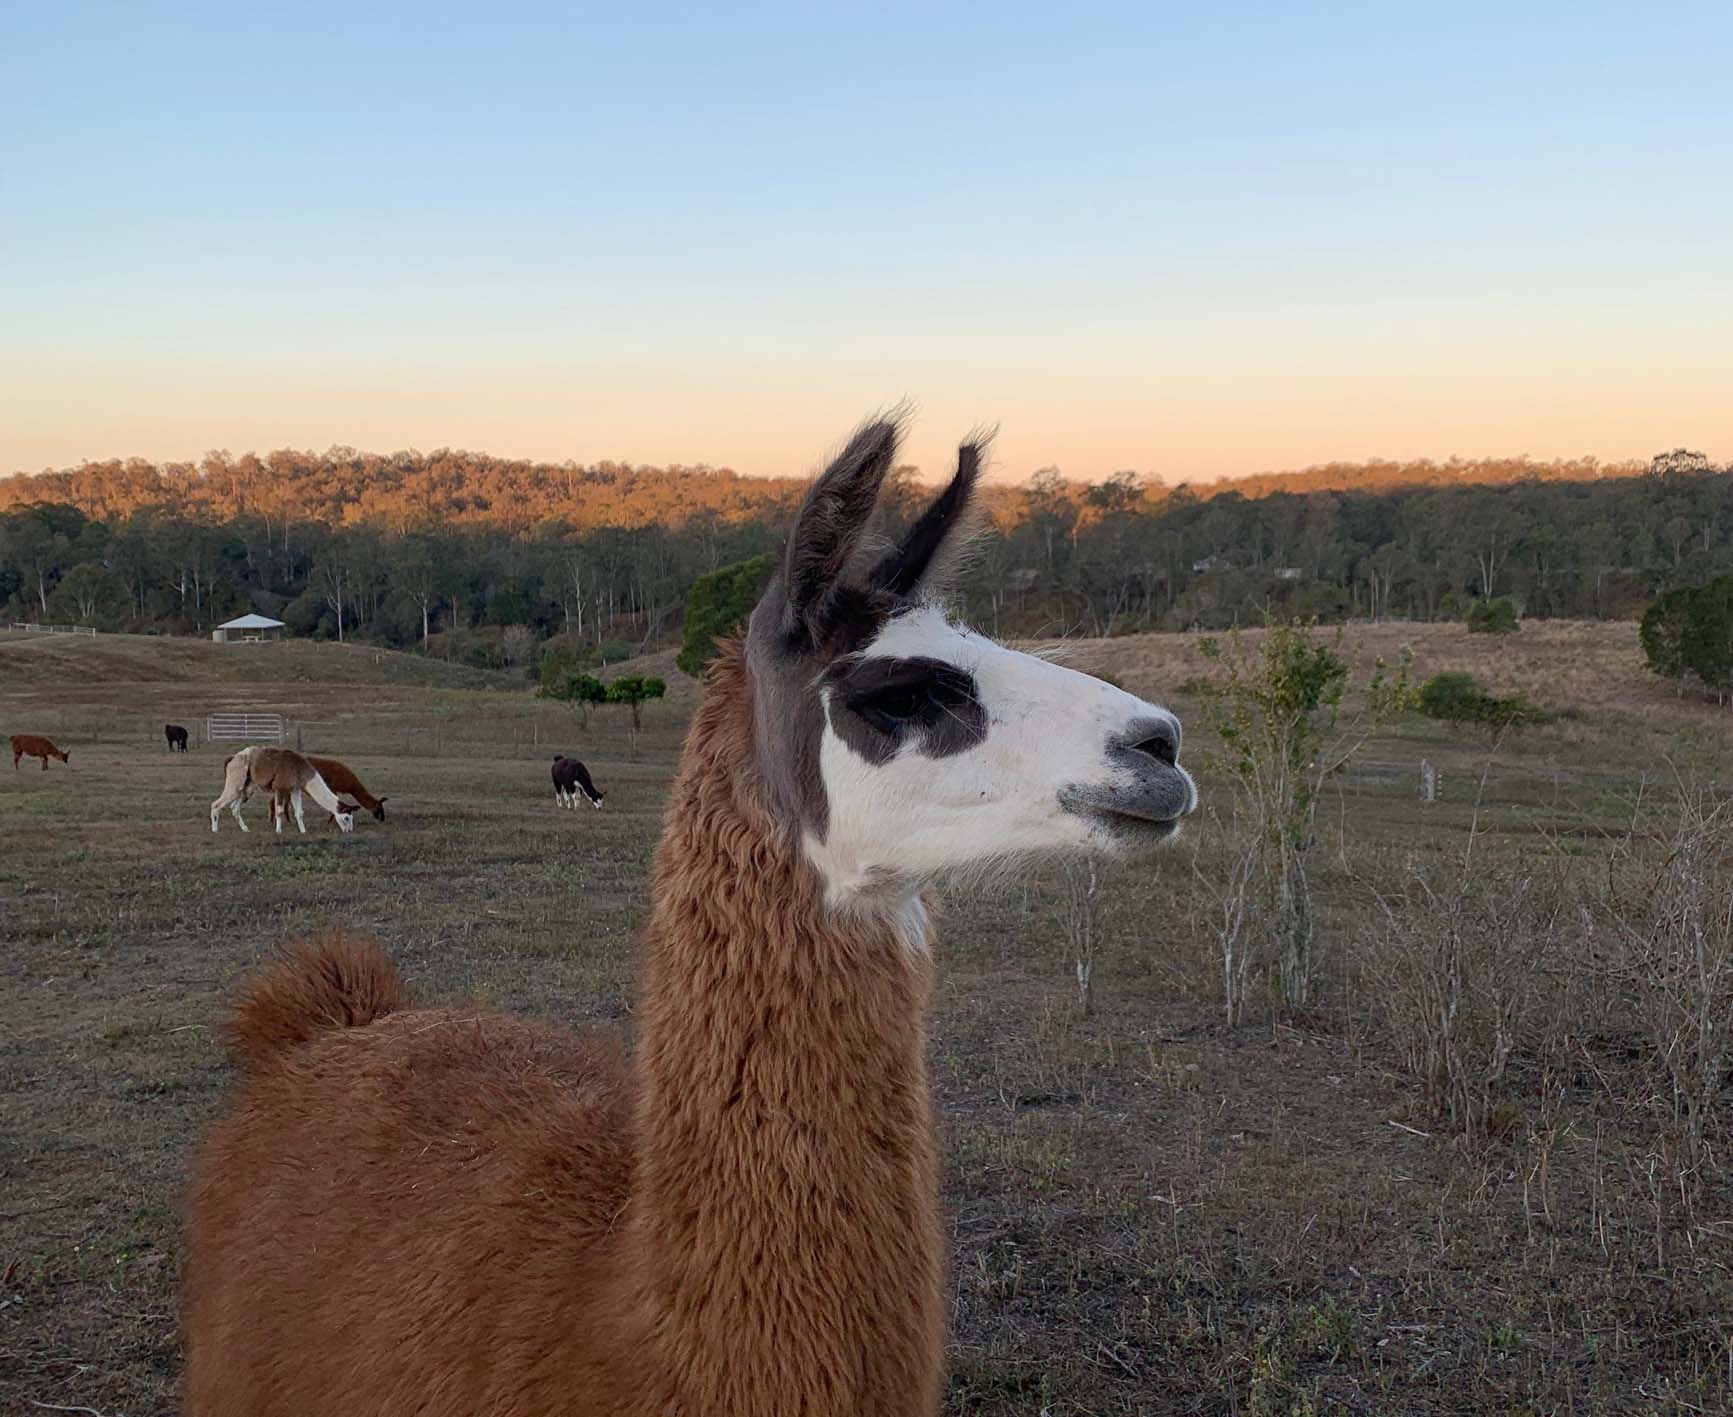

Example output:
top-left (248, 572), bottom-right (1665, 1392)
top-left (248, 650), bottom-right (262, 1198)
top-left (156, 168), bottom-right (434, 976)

top-left (166, 723), bottom-right (190, 752)
top-left (551, 753), bottom-right (604, 810)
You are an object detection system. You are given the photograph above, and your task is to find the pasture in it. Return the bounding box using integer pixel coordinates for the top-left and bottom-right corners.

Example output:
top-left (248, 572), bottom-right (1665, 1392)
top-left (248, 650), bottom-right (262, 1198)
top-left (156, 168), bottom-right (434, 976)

top-left (2, 625), bottom-right (1730, 1415)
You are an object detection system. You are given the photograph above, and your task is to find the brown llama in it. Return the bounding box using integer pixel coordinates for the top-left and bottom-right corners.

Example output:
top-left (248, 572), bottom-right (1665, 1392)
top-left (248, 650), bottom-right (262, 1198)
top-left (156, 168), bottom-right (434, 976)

top-left (305, 754), bottom-right (388, 821)
top-left (10, 733), bottom-right (69, 770)
top-left (208, 746), bottom-right (355, 835)
top-left (181, 418), bottom-right (1197, 1415)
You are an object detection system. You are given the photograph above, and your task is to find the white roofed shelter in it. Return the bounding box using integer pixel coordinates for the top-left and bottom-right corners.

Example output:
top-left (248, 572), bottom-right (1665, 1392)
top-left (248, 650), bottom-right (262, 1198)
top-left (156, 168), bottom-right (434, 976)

top-left (212, 613), bottom-right (287, 643)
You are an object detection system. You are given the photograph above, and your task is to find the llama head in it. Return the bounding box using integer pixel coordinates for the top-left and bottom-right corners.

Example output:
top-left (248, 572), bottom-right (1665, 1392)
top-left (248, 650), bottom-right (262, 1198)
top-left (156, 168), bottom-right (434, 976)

top-left (370, 798), bottom-right (388, 821)
top-left (334, 807), bottom-right (355, 833)
top-left (744, 416), bottom-right (1196, 910)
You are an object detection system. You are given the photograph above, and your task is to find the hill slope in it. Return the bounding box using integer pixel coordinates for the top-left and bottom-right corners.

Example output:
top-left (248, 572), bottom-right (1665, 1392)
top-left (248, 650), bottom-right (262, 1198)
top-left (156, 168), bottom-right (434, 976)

top-left (0, 632), bottom-right (521, 691)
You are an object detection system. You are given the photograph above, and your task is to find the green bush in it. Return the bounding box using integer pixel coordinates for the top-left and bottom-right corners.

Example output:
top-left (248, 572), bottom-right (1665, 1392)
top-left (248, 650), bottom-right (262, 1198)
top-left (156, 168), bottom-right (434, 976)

top-left (1465, 596), bottom-right (1520, 635)
top-left (678, 554), bottom-right (774, 677)
top-left (1417, 671), bottom-right (1550, 727)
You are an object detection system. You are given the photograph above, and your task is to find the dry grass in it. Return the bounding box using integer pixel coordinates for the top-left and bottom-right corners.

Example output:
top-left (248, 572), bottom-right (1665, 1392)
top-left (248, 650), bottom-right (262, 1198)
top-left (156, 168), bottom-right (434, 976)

top-left (1059, 618), bottom-right (1670, 722)
top-left (3, 624), bottom-right (1731, 1416)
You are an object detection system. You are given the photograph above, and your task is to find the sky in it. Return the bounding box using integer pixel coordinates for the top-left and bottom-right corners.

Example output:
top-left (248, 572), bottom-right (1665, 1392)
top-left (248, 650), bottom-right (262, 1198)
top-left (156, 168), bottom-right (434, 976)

top-left (2, 2), bottom-right (1729, 484)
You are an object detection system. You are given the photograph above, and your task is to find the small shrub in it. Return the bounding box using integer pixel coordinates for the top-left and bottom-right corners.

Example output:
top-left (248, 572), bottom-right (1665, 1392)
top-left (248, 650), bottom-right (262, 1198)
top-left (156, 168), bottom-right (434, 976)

top-left (1465, 596), bottom-right (1520, 634)
top-left (1416, 671), bottom-right (1550, 728)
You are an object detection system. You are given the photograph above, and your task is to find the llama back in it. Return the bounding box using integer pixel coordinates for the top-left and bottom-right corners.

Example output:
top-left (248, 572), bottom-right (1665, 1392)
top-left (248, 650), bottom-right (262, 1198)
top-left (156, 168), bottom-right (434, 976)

top-left (224, 930), bottom-right (409, 1074)
top-left (184, 938), bottom-right (639, 1415)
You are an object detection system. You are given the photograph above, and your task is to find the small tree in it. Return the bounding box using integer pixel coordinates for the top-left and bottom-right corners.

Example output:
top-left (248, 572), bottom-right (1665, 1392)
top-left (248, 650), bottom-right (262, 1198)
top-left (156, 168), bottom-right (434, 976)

top-left (1679, 577), bottom-right (1733, 702)
top-left (1640, 586), bottom-right (1695, 689)
top-left (678, 554), bottom-right (773, 677)
top-left (606, 675), bottom-right (667, 731)
top-left (540, 663), bottom-right (608, 726)
top-left (1198, 622), bottom-right (1409, 1012)
top-left (1640, 575), bottom-right (1733, 704)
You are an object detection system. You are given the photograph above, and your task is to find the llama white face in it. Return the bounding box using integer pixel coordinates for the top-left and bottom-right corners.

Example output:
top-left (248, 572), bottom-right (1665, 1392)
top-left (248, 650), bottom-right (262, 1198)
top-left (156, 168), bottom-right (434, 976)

top-left (746, 416), bottom-right (1198, 914)
top-left (806, 605), bottom-right (1195, 900)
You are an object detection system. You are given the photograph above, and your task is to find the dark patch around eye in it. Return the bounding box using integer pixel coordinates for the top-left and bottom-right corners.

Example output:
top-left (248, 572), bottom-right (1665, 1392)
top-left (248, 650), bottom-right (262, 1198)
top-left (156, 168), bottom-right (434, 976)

top-left (824, 655), bottom-right (987, 765)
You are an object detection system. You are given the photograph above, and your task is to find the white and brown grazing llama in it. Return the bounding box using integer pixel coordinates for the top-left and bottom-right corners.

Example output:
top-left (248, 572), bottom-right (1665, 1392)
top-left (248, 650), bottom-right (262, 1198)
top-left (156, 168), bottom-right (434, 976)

top-left (181, 418), bottom-right (1196, 1416)
top-left (306, 753), bottom-right (387, 821)
top-left (208, 746), bottom-right (355, 835)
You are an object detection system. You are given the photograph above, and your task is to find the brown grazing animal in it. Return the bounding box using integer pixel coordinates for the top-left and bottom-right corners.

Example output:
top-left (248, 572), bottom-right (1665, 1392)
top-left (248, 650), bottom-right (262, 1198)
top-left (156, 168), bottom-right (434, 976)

top-left (10, 734), bottom-right (69, 770)
top-left (305, 754), bottom-right (387, 820)
top-left (181, 418), bottom-right (1196, 1415)
top-left (208, 746), bottom-right (355, 835)
top-left (165, 723), bottom-right (190, 752)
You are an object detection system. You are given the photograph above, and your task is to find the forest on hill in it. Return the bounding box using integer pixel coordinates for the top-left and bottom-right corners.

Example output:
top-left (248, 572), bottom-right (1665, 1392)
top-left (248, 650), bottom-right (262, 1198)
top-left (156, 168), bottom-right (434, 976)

top-left (1, 446), bottom-right (1726, 669)
top-left (0, 445), bottom-right (1660, 532)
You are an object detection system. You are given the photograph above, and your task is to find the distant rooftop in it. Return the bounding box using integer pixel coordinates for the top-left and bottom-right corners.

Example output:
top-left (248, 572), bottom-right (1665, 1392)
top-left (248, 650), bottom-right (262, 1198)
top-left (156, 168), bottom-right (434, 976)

top-left (216, 613), bottom-right (286, 630)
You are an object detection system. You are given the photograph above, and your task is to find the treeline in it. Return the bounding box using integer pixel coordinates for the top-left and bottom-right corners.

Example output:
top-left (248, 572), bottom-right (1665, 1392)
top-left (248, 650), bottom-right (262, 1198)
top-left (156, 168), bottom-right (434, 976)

top-left (2, 448), bottom-right (1728, 667)
top-left (0, 445), bottom-right (1656, 532)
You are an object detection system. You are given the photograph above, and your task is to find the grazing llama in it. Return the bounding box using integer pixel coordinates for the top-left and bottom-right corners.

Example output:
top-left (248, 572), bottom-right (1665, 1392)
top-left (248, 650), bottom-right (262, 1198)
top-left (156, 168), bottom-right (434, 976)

top-left (209, 746), bottom-right (355, 834)
top-left (306, 754), bottom-right (387, 820)
top-left (181, 418), bottom-right (1196, 1416)
top-left (10, 733), bottom-right (69, 770)
top-left (165, 723), bottom-right (190, 752)
top-left (552, 752), bottom-right (605, 809)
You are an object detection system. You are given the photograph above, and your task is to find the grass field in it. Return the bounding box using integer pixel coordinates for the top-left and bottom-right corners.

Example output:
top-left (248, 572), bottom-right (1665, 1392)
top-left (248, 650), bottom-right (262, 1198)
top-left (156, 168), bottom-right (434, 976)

top-left (3, 626), bottom-right (1730, 1415)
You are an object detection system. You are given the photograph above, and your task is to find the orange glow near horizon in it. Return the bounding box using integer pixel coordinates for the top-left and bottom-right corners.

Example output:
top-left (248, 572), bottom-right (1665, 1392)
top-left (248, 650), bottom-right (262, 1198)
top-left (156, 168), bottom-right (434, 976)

top-left (3, 349), bottom-right (1724, 486)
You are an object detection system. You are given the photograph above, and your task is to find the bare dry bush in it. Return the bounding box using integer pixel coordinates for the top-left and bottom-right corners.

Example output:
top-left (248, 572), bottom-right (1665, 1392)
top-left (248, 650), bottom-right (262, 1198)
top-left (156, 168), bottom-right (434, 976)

top-left (1603, 781), bottom-right (1733, 1176)
top-left (1053, 856), bottom-right (1101, 1017)
top-left (1187, 808), bottom-right (1262, 1026)
top-left (1362, 851), bottom-right (1573, 1137)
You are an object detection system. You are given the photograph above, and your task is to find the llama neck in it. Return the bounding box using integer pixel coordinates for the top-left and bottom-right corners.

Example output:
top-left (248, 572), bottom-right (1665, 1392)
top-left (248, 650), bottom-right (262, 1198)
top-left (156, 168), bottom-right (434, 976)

top-left (626, 664), bottom-right (945, 1414)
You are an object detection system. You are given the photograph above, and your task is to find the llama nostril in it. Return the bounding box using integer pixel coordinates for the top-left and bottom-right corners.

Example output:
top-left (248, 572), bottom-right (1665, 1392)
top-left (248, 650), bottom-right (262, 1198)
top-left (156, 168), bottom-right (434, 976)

top-left (1124, 719), bottom-right (1179, 768)
top-left (1131, 734), bottom-right (1177, 767)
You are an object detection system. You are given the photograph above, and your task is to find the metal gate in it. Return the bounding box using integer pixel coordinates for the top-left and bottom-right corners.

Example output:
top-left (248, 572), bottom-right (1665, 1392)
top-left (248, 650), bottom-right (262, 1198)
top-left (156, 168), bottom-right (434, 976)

top-left (206, 712), bottom-right (286, 744)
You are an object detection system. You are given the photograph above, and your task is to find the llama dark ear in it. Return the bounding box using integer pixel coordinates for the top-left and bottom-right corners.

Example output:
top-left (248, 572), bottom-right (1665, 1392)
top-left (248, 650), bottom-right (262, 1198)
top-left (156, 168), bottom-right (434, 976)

top-left (781, 416), bottom-right (904, 637)
top-left (868, 436), bottom-right (988, 598)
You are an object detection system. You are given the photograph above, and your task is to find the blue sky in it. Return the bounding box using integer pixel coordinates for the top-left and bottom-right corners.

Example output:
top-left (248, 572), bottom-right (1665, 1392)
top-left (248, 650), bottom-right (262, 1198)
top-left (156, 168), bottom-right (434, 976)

top-left (3, 2), bottom-right (1729, 480)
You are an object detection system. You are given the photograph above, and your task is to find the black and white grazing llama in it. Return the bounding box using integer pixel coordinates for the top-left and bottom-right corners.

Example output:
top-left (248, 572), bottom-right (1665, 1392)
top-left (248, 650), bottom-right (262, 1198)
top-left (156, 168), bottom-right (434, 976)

top-left (552, 754), bottom-right (605, 809)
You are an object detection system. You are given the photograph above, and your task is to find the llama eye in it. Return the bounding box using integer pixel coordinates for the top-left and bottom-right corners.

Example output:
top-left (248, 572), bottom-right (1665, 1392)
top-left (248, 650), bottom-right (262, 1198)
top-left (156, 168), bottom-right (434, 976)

top-left (855, 684), bottom-right (933, 731)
